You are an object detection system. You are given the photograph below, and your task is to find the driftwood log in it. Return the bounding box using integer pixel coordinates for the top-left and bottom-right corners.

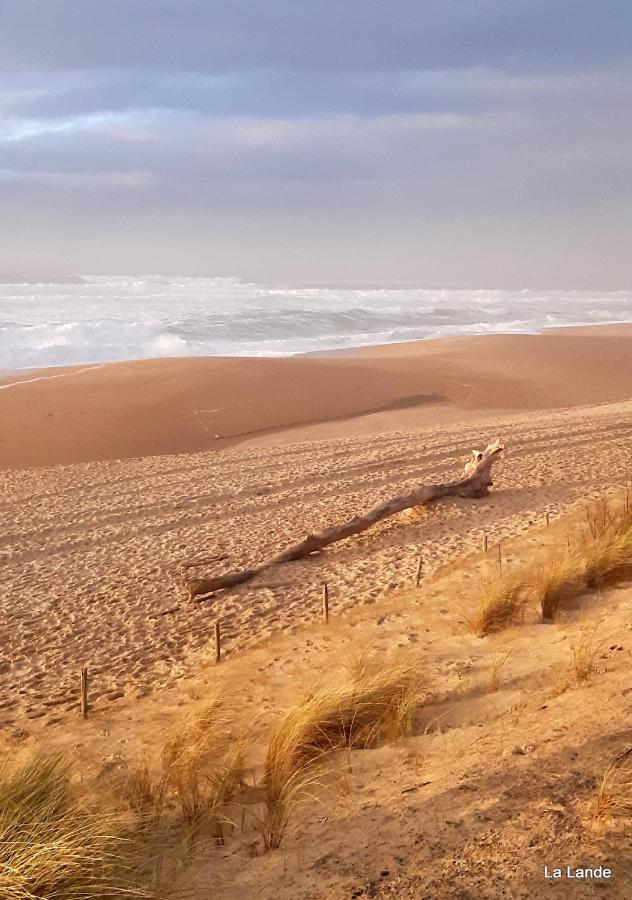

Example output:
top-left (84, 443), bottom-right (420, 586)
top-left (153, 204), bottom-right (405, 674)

top-left (184, 439), bottom-right (505, 602)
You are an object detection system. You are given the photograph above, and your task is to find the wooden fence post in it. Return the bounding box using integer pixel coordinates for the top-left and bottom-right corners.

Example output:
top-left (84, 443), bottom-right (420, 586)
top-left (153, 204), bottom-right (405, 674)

top-left (546, 511), bottom-right (550, 527)
top-left (322, 582), bottom-right (330, 623)
top-left (80, 666), bottom-right (89, 719)
top-left (214, 620), bottom-right (221, 664)
top-left (497, 543), bottom-right (502, 571)
top-left (483, 533), bottom-right (488, 553)
top-left (415, 556), bottom-right (423, 587)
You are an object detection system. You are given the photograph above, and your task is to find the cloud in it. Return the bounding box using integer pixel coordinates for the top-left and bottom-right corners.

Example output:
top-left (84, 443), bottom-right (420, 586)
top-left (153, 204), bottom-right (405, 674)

top-left (3, 1), bottom-right (631, 73)
top-left (0, 1), bottom-right (630, 284)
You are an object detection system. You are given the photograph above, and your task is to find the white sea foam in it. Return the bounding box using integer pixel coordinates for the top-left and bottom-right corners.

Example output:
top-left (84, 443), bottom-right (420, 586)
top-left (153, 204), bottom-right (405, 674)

top-left (0, 276), bottom-right (631, 370)
top-left (0, 365), bottom-right (106, 391)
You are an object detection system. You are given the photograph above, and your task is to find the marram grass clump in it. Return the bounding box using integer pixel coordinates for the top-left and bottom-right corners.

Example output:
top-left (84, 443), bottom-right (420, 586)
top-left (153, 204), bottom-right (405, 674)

top-left (580, 494), bottom-right (632, 587)
top-left (531, 548), bottom-right (583, 620)
top-left (261, 658), bottom-right (424, 848)
top-left (591, 751), bottom-right (632, 823)
top-left (123, 688), bottom-right (250, 842)
top-left (582, 523), bottom-right (632, 588)
top-left (465, 568), bottom-right (526, 637)
top-left (0, 755), bottom-right (143, 900)
top-left (266, 658), bottom-right (423, 777)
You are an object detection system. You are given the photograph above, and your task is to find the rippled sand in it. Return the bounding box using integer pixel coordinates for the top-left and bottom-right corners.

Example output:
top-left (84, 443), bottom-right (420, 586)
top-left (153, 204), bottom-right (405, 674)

top-left (2, 396), bottom-right (631, 728)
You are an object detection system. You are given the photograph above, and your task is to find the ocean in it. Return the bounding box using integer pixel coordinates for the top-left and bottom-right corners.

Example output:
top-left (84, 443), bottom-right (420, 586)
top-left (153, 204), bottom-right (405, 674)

top-left (1, 275), bottom-right (631, 371)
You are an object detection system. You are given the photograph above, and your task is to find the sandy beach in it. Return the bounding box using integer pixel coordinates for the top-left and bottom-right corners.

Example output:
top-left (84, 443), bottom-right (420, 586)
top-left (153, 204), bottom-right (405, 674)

top-left (0, 323), bottom-right (631, 724)
top-left (2, 324), bottom-right (632, 470)
top-left (1, 324), bottom-right (631, 897)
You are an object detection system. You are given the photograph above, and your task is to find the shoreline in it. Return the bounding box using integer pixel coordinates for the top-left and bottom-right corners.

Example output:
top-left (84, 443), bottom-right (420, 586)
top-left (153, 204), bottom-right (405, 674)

top-left (2, 320), bottom-right (632, 380)
top-left (2, 322), bottom-right (632, 470)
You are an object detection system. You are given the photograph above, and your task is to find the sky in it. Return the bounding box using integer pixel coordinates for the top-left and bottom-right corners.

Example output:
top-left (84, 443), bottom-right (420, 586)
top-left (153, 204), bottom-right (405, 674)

top-left (1, 1), bottom-right (631, 286)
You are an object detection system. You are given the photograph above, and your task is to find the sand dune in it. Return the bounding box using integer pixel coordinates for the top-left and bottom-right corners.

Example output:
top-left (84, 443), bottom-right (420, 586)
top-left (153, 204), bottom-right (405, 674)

top-left (2, 325), bottom-right (632, 730)
top-left (2, 324), bottom-right (632, 469)
top-left (2, 394), bottom-right (632, 729)
top-left (2, 324), bottom-right (632, 896)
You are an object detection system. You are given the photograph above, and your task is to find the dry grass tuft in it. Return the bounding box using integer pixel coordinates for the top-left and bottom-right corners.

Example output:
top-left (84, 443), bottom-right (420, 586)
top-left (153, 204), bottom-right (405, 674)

top-left (0, 755), bottom-right (142, 900)
top-left (340, 644), bottom-right (373, 682)
top-left (591, 751), bottom-right (632, 823)
top-left (583, 524), bottom-right (632, 588)
top-left (123, 689), bottom-right (250, 844)
top-left (464, 492), bottom-right (632, 638)
top-left (162, 693), bottom-right (250, 840)
top-left (582, 495), bottom-right (615, 540)
top-left (266, 659), bottom-right (423, 777)
top-left (122, 757), bottom-right (168, 830)
top-left (567, 627), bottom-right (600, 686)
top-left (531, 549), bottom-right (583, 620)
top-left (257, 765), bottom-right (323, 852)
top-left (262, 658), bottom-right (423, 848)
top-left (579, 493), bottom-right (632, 587)
top-left (465, 569), bottom-right (526, 637)
top-left (489, 651), bottom-right (512, 691)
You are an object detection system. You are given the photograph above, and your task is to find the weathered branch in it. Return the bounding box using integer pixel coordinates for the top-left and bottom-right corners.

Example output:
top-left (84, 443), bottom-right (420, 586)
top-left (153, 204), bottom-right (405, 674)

top-left (184, 439), bottom-right (505, 602)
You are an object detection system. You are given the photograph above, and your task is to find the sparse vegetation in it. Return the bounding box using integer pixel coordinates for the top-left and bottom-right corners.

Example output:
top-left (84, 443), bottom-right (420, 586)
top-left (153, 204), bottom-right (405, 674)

top-left (123, 757), bottom-right (168, 830)
top-left (581, 494), bottom-right (632, 587)
top-left (463, 493), bottom-right (632, 636)
top-left (465, 569), bottom-right (526, 637)
top-left (0, 755), bottom-right (142, 900)
top-left (262, 658), bottom-right (423, 847)
top-left (591, 751), bottom-right (632, 823)
top-left (532, 548), bottom-right (583, 620)
top-left (6, 490), bottom-right (631, 888)
top-left (489, 650), bottom-right (512, 691)
top-left (582, 495), bottom-right (614, 540)
top-left (567, 627), bottom-right (600, 686)
top-left (257, 764), bottom-right (322, 852)
top-left (123, 689), bottom-right (249, 844)
top-left (583, 524), bottom-right (632, 587)
top-left (266, 659), bottom-right (423, 778)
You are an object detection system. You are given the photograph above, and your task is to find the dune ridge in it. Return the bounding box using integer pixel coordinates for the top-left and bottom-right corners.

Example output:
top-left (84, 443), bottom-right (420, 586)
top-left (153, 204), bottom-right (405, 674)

top-left (2, 324), bottom-right (632, 470)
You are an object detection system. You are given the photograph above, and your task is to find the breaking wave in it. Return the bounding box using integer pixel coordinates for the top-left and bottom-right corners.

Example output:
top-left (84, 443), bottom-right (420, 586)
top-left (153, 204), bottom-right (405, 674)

top-left (1, 275), bottom-right (631, 370)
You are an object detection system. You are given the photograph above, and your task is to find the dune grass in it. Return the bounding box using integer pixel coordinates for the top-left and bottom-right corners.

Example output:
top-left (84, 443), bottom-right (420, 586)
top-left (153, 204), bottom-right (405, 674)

top-left (257, 764), bottom-right (323, 852)
top-left (580, 494), bottom-right (632, 587)
top-left (266, 658), bottom-right (423, 778)
top-left (489, 650), bottom-right (512, 691)
top-left (582, 524), bottom-right (632, 588)
top-left (531, 548), bottom-right (583, 620)
top-left (123, 689), bottom-right (249, 844)
top-left (463, 492), bottom-right (632, 637)
top-left (582, 495), bottom-right (615, 540)
top-left (0, 755), bottom-right (142, 900)
top-left (464, 569), bottom-right (526, 637)
top-left (262, 658), bottom-right (423, 848)
top-left (592, 751), bottom-right (632, 822)
top-left (161, 691), bottom-right (246, 829)
top-left (567, 627), bottom-right (600, 687)
top-left (123, 757), bottom-right (168, 831)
